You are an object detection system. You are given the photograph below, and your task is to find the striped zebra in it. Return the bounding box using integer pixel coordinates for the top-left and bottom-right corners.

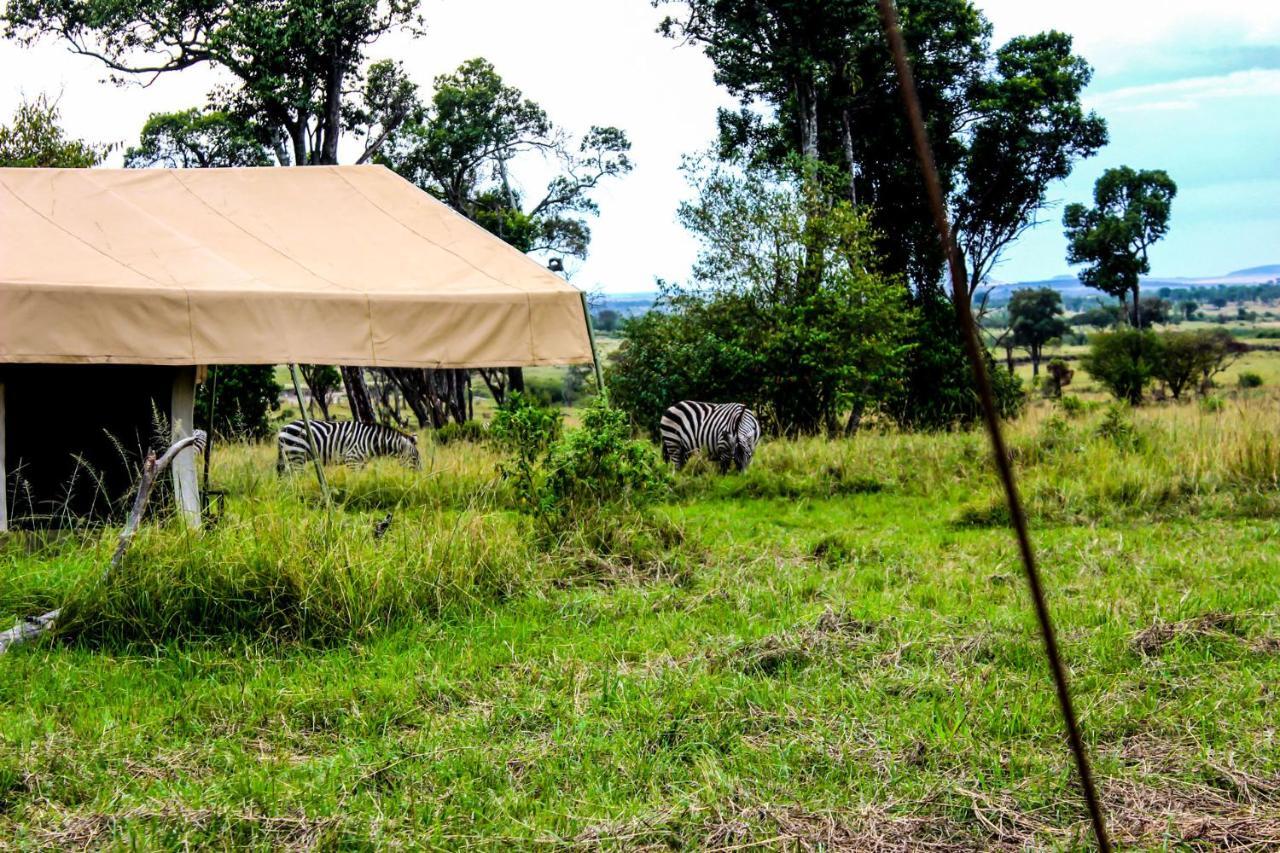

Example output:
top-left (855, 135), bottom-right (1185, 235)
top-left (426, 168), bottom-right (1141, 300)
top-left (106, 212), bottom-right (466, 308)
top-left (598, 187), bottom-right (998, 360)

top-left (276, 420), bottom-right (420, 472)
top-left (660, 401), bottom-right (760, 472)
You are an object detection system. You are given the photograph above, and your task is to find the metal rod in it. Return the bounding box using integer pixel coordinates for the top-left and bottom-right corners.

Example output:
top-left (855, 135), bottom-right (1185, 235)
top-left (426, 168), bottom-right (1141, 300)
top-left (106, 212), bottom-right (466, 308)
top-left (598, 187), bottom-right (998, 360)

top-left (201, 365), bottom-right (217, 502)
top-left (579, 290), bottom-right (606, 394)
top-left (876, 2), bottom-right (1111, 849)
top-left (289, 363), bottom-right (330, 502)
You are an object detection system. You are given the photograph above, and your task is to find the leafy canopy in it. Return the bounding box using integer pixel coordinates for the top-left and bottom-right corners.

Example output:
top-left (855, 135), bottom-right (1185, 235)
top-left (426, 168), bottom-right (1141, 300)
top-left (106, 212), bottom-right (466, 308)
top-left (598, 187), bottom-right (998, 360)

top-left (381, 58), bottom-right (632, 259)
top-left (0, 95), bottom-right (111, 167)
top-left (1064, 166), bottom-right (1178, 317)
top-left (125, 109), bottom-right (273, 168)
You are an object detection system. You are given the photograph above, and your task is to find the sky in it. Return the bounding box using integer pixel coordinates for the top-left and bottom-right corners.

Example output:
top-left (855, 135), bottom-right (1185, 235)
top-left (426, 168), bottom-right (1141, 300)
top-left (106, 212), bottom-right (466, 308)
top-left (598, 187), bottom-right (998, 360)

top-left (1, 0), bottom-right (1277, 293)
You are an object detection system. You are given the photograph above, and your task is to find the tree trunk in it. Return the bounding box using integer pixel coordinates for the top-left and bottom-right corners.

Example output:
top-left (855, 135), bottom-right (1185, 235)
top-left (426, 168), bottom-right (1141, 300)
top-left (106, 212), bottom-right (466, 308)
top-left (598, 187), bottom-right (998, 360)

top-left (1004, 344), bottom-right (1015, 374)
top-left (797, 77), bottom-right (819, 162)
top-left (840, 107), bottom-right (857, 205)
top-left (478, 369), bottom-right (507, 406)
top-left (341, 367), bottom-right (376, 423)
top-left (1031, 348), bottom-right (1040, 376)
top-left (507, 367), bottom-right (525, 395)
top-left (321, 57), bottom-right (343, 166)
top-left (1132, 282), bottom-right (1142, 328)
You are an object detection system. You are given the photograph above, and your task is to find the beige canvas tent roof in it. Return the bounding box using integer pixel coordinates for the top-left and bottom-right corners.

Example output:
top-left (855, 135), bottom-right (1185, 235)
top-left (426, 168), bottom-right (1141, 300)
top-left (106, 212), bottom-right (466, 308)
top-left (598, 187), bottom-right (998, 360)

top-left (0, 165), bottom-right (593, 367)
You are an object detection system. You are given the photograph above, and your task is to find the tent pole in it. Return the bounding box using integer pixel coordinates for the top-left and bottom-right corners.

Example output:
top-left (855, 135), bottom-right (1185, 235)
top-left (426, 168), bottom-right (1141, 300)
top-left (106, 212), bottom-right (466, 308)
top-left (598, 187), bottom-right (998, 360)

top-left (289, 364), bottom-right (329, 502)
top-left (202, 365), bottom-right (217, 503)
top-left (579, 291), bottom-right (606, 394)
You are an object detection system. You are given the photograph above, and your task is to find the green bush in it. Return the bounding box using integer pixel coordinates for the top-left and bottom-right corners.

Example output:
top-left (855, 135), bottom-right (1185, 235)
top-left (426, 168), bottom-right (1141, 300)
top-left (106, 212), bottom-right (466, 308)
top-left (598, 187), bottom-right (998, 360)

top-left (544, 397), bottom-right (670, 513)
top-left (1080, 329), bottom-right (1161, 404)
top-left (492, 394), bottom-right (668, 529)
top-left (1095, 403), bottom-right (1144, 450)
top-left (1238, 371), bottom-right (1264, 389)
top-left (196, 365), bottom-right (282, 440)
top-left (1059, 394), bottom-right (1085, 417)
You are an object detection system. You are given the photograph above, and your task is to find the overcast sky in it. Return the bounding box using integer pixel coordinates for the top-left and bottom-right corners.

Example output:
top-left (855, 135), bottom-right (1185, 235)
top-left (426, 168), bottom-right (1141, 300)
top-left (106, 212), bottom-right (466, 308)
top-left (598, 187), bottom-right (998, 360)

top-left (2, 1), bottom-right (1277, 292)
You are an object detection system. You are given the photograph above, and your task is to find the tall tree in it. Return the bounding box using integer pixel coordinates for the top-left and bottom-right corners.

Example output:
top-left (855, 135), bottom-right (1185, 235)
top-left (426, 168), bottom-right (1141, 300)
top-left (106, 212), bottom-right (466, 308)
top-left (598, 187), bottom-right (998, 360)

top-left (657, 1), bottom-right (1105, 303)
top-left (5, 1), bottom-right (425, 422)
top-left (0, 94), bottom-right (111, 167)
top-left (1063, 166), bottom-right (1177, 329)
top-left (380, 58), bottom-right (632, 410)
top-left (1007, 288), bottom-right (1070, 376)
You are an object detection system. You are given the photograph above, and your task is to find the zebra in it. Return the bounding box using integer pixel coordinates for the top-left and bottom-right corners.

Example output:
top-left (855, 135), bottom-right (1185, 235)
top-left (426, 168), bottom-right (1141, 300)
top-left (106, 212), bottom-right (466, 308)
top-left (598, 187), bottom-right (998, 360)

top-left (276, 420), bottom-right (420, 473)
top-left (659, 401), bottom-right (760, 472)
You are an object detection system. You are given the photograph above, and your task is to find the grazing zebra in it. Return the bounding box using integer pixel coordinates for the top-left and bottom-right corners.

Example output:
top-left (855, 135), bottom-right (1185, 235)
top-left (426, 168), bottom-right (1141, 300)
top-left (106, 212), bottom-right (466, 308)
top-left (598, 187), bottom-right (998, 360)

top-left (660, 401), bottom-right (760, 472)
top-left (276, 420), bottom-right (420, 472)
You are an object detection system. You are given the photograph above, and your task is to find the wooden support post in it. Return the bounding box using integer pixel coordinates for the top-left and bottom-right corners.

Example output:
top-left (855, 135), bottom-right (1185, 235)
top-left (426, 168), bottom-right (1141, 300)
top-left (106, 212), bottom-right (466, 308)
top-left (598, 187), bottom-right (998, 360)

top-left (170, 367), bottom-right (201, 528)
top-left (579, 290), bottom-right (606, 394)
top-left (0, 380), bottom-right (7, 534)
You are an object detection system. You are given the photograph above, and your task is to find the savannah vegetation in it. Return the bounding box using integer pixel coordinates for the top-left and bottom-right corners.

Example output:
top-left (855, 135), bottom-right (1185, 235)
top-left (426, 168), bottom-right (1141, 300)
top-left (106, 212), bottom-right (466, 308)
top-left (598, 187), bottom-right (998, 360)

top-left (3, 0), bottom-right (1280, 848)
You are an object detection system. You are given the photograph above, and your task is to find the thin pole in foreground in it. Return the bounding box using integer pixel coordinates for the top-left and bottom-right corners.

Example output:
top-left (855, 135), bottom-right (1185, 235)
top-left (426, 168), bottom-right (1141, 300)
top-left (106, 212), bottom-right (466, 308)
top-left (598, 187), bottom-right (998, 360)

top-left (579, 290), bottom-right (606, 394)
top-left (875, 2), bottom-right (1111, 849)
top-left (202, 365), bottom-right (218, 501)
top-left (289, 363), bottom-right (330, 503)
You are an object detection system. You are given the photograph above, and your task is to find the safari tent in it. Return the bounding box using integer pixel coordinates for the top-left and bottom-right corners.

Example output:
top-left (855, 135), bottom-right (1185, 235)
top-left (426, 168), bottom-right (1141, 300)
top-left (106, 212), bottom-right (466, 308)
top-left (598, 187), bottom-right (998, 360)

top-left (0, 165), bottom-right (594, 530)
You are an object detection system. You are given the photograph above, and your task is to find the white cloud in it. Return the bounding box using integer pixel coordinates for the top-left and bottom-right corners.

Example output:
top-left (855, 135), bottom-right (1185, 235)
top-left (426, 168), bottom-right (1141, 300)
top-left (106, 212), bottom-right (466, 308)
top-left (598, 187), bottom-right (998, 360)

top-left (1087, 68), bottom-right (1280, 112)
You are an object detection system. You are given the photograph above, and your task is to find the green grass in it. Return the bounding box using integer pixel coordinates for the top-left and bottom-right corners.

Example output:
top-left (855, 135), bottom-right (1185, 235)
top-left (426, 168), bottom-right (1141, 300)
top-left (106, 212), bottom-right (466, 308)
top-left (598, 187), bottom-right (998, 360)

top-left (2, 396), bottom-right (1280, 848)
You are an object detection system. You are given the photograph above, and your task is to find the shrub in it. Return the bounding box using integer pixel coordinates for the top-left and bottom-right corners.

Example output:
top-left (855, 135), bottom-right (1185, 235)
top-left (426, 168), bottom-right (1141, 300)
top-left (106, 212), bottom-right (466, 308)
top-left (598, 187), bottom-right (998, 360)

top-left (493, 394), bottom-right (668, 529)
top-left (1095, 403), bottom-right (1144, 451)
top-left (490, 393), bottom-right (562, 513)
top-left (1080, 329), bottom-right (1161, 404)
top-left (544, 397), bottom-right (670, 514)
top-left (1059, 395), bottom-right (1085, 417)
top-left (1154, 329), bottom-right (1247, 399)
top-left (1201, 395), bottom-right (1225, 413)
top-left (1238, 371), bottom-right (1264, 389)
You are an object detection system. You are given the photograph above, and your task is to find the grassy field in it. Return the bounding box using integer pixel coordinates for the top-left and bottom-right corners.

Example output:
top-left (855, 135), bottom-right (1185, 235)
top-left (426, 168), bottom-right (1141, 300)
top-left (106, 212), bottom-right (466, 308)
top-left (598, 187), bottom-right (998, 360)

top-left (2, 387), bottom-right (1280, 848)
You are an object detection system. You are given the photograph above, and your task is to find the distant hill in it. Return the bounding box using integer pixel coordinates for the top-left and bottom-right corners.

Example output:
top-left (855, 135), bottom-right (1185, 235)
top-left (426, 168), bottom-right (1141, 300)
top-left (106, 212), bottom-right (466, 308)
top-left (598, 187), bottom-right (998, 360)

top-left (986, 263), bottom-right (1280, 298)
top-left (599, 264), bottom-right (1280, 314)
top-left (1227, 264), bottom-right (1280, 279)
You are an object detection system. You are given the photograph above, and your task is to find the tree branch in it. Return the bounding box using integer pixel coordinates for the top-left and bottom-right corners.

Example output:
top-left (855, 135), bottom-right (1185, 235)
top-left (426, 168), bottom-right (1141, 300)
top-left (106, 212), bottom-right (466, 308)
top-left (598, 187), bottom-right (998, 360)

top-left (0, 431), bottom-right (206, 655)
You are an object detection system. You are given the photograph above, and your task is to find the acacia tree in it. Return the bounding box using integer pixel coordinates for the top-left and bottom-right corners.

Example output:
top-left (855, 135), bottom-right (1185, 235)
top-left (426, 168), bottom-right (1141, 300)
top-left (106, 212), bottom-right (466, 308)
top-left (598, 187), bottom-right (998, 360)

top-left (1008, 288), bottom-right (1070, 376)
top-left (5, 1), bottom-right (426, 422)
top-left (1063, 166), bottom-right (1177, 328)
top-left (0, 95), bottom-right (111, 167)
top-left (380, 58), bottom-right (632, 407)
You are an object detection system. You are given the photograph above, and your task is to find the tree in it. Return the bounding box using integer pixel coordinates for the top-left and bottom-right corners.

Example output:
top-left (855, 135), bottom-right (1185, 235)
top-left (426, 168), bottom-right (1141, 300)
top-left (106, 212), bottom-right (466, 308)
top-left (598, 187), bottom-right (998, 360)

top-left (1080, 329), bottom-right (1161, 405)
top-left (299, 364), bottom-right (341, 419)
top-left (1180, 301), bottom-right (1198, 321)
top-left (196, 366), bottom-right (282, 440)
top-left (610, 168), bottom-right (915, 436)
top-left (1135, 296), bottom-right (1172, 329)
top-left (6, 1), bottom-right (426, 423)
top-left (1008, 288), bottom-right (1070, 375)
top-left (1063, 166), bottom-right (1177, 328)
top-left (124, 109), bottom-right (272, 168)
top-left (657, 2), bottom-right (1105, 301)
top-left (593, 310), bottom-right (621, 333)
top-left (1045, 358), bottom-right (1073, 398)
top-left (1071, 303), bottom-right (1123, 330)
top-left (380, 57), bottom-right (632, 405)
top-left (0, 94), bottom-right (110, 167)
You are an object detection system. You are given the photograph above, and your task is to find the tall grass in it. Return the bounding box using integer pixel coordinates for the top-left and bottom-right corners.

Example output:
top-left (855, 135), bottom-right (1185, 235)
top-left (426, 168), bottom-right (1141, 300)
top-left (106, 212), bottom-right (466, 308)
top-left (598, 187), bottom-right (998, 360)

top-left (7, 393), bottom-right (1280, 644)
